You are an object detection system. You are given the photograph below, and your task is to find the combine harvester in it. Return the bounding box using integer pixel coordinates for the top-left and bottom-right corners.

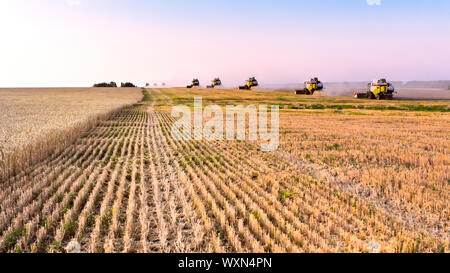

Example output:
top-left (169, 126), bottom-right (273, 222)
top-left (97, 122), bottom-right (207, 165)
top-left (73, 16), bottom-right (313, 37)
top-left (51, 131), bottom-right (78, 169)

top-left (238, 77), bottom-right (259, 90)
top-left (207, 78), bottom-right (222, 88)
top-left (187, 79), bottom-right (200, 89)
top-left (354, 79), bottom-right (395, 100)
top-left (295, 77), bottom-right (324, 95)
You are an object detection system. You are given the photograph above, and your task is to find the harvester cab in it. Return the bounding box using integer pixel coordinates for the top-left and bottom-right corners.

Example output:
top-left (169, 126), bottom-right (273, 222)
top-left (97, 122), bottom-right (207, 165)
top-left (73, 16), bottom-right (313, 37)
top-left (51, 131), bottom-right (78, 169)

top-left (239, 77), bottom-right (259, 90)
top-left (295, 77), bottom-right (324, 95)
top-left (187, 79), bottom-right (200, 89)
top-left (207, 78), bottom-right (222, 88)
top-left (354, 79), bottom-right (395, 100)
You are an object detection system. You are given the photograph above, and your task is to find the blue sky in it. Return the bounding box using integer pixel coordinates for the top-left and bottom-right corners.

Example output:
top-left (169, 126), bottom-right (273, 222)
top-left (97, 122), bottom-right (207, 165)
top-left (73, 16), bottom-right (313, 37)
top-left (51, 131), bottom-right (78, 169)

top-left (0, 0), bottom-right (449, 87)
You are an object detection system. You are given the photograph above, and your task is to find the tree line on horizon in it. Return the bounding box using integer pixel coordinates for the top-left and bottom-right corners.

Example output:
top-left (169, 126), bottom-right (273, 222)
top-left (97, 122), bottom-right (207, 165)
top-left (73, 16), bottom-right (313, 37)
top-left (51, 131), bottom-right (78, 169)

top-left (93, 82), bottom-right (136, 88)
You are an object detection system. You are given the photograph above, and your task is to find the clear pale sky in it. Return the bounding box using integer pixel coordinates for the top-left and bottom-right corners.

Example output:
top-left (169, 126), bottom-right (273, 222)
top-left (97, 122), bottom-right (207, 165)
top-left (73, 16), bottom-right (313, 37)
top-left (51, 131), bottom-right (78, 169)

top-left (0, 0), bottom-right (449, 87)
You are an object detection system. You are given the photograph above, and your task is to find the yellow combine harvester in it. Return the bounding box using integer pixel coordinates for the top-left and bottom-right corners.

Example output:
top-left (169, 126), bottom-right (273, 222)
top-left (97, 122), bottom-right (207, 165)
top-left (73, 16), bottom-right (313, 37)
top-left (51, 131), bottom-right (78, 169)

top-left (187, 79), bottom-right (200, 89)
top-left (238, 77), bottom-right (259, 90)
top-left (354, 79), bottom-right (395, 100)
top-left (295, 77), bottom-right (324, 95)
top-left (207, 78), bottom-right (222, 88)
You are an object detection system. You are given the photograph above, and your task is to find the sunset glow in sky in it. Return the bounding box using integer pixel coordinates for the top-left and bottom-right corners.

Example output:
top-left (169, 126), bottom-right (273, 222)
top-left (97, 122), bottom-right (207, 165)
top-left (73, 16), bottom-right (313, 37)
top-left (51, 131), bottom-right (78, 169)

top-left (0, 0), bottom-right (449, 87)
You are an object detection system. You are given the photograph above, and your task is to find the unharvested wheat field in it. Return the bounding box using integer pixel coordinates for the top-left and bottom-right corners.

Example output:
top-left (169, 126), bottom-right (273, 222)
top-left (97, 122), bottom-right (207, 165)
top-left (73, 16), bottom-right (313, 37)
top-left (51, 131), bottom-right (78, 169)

top-left (0, 88), bottom-right (449, 253)
top-left (0, 88), bottom-right (142, 153)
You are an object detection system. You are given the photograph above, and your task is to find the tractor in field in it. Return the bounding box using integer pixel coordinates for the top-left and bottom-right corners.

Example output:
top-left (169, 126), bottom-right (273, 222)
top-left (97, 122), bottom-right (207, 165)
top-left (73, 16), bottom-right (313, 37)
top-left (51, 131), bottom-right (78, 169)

top-left (354, 79), bottom-right (395, 100)
top-left (295, 77), bottom-right (324, 95)
top-left (187, 79), bottom-right (200, 89)
top-left (207, 78), bottom-right (222, 88)
top-left (239, 77), bottom-right (259, 90)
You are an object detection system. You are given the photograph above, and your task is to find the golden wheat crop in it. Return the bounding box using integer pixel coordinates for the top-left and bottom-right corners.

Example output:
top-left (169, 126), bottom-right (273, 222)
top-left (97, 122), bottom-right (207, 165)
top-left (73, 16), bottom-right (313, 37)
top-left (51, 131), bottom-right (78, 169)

top-left (0, 88), bottom-right (142, 153)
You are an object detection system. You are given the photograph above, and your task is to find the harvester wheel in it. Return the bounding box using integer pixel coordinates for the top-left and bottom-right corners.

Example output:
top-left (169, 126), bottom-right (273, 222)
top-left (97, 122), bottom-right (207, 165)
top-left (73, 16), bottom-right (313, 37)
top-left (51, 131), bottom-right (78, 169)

top-left (377, 93), bottom-right (387, 100)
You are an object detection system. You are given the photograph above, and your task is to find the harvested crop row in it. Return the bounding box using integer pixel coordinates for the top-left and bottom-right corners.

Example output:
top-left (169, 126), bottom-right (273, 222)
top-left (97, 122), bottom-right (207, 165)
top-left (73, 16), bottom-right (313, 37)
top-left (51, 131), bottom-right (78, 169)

top-left (151, 88), bottom-right (448, 253)
top-left (278, 112), bottom-right (449, 244)
top-left (158, 113), bottom-right (354, 252)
